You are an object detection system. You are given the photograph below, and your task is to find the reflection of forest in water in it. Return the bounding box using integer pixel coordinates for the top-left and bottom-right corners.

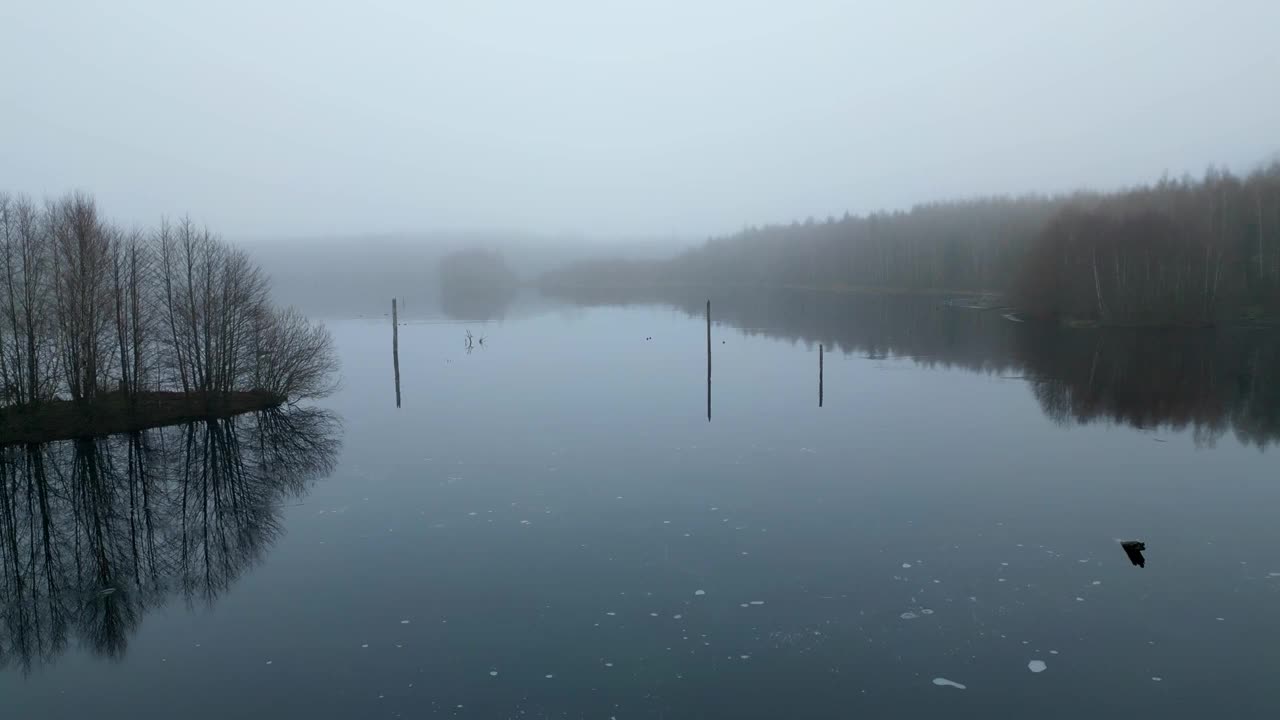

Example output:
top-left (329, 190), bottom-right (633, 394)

top-left (0, 408), bottom-right (340, 672)
top-left (549, 286), bottom-right (1280, 447)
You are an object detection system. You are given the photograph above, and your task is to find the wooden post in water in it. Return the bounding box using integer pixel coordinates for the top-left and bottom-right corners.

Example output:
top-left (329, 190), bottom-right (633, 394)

top-left (819, 343), bottom-right (824, 407)
top-left (706, 299), bottom-right (711, 422)
top-left (392, 298), bottom-right (401, 408)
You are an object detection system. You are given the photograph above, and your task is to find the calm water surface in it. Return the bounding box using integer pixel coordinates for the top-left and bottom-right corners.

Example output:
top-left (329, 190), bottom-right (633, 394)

top-left (4, 293), bottom-right (1280, 719)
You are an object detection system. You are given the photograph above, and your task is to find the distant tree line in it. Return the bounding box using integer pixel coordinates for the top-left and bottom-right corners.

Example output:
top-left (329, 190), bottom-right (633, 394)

top-left (1015, 165), bottom-right (1280, 325)
top-left (0, 192), bottom-right (338, 408)
top-left (542, 161), bottom-right (1280, 326)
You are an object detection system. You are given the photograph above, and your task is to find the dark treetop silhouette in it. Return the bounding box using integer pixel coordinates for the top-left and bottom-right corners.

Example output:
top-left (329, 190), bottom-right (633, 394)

top-left (542, 161), bottom-right (1280, 328)
top-left (0, 192), bottom-right (339, 443)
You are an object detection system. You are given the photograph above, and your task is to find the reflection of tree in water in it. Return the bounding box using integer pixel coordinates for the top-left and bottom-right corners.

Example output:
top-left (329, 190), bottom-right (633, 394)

top-left (0, 408), bottom-right (339, 672)
top-left (440, 285), bottom-right (518, 322)
top-left (552, 286), bottom-right (1280, 446)
top-left (1015, 327), bottom-right (1280, 448)
top-left (549, 286), bottom-right (1022, 375)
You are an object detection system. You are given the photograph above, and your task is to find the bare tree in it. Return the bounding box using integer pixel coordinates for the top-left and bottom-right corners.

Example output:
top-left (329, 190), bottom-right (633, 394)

top-left (0, 194), bottom-right (57, 405)
top-left (251, 306), bottom-right (339, 400)
top-left (1, 192), bottom-right (334, 410)
top-left (51, 193), bottom-right (113, 402)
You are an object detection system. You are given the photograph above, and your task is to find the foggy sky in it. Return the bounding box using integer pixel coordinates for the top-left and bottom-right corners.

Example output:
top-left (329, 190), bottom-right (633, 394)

top-left (3, 1), bottom-right (1278, 241)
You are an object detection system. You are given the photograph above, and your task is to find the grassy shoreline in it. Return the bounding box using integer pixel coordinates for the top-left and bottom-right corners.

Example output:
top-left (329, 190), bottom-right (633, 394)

top-left (0, 390), bottom-right (286, 445)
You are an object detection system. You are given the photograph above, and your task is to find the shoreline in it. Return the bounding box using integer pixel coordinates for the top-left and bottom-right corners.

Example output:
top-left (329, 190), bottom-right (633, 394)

top-left (0, 390), bottom-right (286, 445)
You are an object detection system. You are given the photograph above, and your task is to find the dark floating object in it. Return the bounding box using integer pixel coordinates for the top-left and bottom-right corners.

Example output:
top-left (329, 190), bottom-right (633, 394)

top-left (1121, 540), bottom-right (1146, 568)
top-left (646, 336), bottom-right (652, 340)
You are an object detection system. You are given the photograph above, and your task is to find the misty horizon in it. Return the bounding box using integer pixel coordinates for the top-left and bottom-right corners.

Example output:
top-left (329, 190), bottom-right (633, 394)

top-left (5, 1), bottom-right (1279, 241)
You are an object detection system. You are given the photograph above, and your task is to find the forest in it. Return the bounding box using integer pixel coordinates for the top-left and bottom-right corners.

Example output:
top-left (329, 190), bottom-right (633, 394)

top-left (0, 192), bottom-right (337, 438)
top-left (542, 162), bottom-right (1280, 327)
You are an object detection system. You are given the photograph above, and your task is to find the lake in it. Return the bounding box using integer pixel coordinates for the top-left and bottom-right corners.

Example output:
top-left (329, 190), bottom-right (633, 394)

top-left (3, 289), bottom-right (1280, 719)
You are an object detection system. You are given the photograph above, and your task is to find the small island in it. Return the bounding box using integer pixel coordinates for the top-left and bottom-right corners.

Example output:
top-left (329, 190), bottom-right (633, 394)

top-left (0, 191), bottom-right (338, 445)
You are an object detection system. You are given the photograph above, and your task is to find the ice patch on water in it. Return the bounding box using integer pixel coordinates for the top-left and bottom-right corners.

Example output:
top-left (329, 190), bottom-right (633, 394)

top-left (1092, 581), bottom-right (1102, 586)
top-left (921, 609), bottom-right (934, 615)
top-left (1075, 597), bottom-right (1085, 602)
top-left (606, 612), bottom-right (616, 616)
top-left (695, 590), bottom-right (706, 596)
top-left (545, 674), bottom-right (554, 679)
top-left (749, 601), bottom-right (765, 605)
top-left (1028, 660), bottom-right (1047, 673)
top-left (1049, 650), bottom-right (1059, 655)
top-left (674, 614), bottom-right (683, 619)
top-left (266, 660), bottom-right (273, 665)
top-left (932, 677), bottom-right (966, 689)
top-left (902, 563), bottom-right (912, 569)
top-left (900, 612), bottom-right (919, 620)
top-left (400, 620), bottom-right (410, 624)
top-left (605, 662), bottom-right (613, 667)
top-left (361, 644), bottom-right (369, 648)
top-left (650, 613), bottom-right (659, 617)
top-left (1152, 676), bottom-right (1162, 682)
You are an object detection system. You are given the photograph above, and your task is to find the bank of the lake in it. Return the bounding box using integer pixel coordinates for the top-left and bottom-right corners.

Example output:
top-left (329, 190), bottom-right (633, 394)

top-left (0, 390), bottom-right (285, 445)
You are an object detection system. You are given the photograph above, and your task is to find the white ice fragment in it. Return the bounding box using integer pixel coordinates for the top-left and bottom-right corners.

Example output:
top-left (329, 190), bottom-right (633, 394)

top-left (361, 644), bottom-right (369, 648)
top-left (400, 620), bottom-right (411, 624)
top-left (694, 590), bottom-right (706, 596)
top-left (674, 614), bottom-right (683, 619)
top-left (932, 677), bottom-right (966, 689)
top-left (1028, 660), bottom-right (1047, 673)
top-left (921, 609), bottom-right (934, 615)
top-left (489, 670), bottom-right (498, 676)
top-left (902, 563), bottom-right (912, 569)
top-left (900, 612), bottom-right (919, 620)
top-left (545, 674), bottom-right (554, 679)
top-left (1092, 581), bottom-right (1102, 586)
top-left (749, 601), bottom-right (765, 605)
top-left (1152, 676), bottom-right (1162, 682)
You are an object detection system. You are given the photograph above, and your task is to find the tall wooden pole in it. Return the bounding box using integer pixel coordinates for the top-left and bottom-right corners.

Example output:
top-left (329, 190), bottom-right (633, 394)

top-left (706, 299), bottom-right (711, 422)
top-left (392, 298), bottom-right (401, 408)
top-left (819, 343), bottom-right (824, 407)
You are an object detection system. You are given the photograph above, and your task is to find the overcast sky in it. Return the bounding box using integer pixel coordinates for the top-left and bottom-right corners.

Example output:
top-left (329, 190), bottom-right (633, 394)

top-left (2, 1), bottom-right (1278, 241)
